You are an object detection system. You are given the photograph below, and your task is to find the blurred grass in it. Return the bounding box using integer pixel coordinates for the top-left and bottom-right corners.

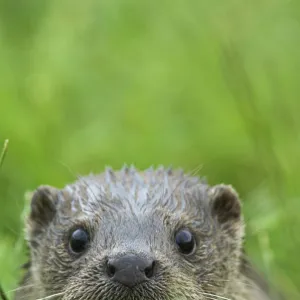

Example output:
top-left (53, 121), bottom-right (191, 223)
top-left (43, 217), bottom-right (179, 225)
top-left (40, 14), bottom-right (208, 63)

top-left (0, 0), bottom-right (300, 298)
top-left (0, 140), bottom-right (9, 168)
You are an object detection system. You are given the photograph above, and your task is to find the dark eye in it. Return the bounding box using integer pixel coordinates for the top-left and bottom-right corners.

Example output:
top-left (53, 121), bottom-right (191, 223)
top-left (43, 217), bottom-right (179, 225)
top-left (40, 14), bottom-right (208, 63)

top-left (69, 228), bottom-right (89, 254)
top-left (175, 229), bottom-right (195, 255)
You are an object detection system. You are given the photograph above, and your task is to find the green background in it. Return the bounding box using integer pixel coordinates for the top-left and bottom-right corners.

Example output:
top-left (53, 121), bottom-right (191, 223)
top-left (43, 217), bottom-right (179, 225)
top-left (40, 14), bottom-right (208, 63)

top-left (0, 0), bottom-right (299, 298)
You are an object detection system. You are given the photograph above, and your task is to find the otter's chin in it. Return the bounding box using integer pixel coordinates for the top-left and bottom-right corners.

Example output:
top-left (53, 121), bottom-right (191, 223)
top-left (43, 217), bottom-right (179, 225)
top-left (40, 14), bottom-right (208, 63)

top-left (62, 282), bottom-right (171, 300)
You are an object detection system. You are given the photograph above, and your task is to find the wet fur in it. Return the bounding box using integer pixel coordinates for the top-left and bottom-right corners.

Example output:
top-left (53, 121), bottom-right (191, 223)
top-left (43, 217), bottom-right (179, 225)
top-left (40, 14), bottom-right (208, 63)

top-left (16, 166), bottom-right (278, 300)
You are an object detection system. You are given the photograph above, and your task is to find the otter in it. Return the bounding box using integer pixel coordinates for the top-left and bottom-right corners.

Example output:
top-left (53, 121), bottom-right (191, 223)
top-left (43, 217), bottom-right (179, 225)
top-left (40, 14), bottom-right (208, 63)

top-left (16, 166), bottom-right (281, 300)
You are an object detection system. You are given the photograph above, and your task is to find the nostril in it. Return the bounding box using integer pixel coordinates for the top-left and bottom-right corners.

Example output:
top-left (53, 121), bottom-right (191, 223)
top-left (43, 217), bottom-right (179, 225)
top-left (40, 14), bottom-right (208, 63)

top-left (106, 261), bottom-right (116, 278)
top-left (144, 261), bottom-right (156, 278)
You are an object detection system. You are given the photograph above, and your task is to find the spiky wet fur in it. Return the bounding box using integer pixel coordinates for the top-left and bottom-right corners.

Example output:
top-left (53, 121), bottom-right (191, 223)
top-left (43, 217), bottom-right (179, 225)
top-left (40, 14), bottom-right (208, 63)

top-left (16, 166), bottom-right (276, 300)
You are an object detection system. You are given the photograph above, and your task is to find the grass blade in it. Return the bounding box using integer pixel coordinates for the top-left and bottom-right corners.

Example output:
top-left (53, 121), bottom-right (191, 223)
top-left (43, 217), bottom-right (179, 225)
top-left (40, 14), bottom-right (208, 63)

top-left (0, 139), bottom-right (9, 169)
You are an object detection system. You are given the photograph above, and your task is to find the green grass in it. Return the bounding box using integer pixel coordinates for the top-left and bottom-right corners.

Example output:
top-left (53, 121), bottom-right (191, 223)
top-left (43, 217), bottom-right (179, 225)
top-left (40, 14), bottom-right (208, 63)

top-left (0, 0), bottom-right (300, 298)
top-left (0, 140), bottom-right (9, 169)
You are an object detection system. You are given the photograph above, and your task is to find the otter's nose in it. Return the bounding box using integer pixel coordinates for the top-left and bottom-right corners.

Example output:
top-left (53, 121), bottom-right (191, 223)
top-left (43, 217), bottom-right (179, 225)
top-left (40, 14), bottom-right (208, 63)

top-left (106, 254), bottom-right (156, 287)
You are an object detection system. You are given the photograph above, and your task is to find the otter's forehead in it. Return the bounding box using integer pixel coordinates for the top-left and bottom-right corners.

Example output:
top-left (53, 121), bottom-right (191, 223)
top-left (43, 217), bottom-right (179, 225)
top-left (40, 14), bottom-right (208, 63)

top-left (61, 166), bottom-right (209, 218)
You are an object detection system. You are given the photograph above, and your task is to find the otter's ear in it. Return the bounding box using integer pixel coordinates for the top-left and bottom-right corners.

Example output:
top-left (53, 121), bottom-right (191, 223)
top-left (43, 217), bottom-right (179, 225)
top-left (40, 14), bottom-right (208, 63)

top-left (28, 185), bottom-right (58, 234)
top-left (209, 184), bottom-right (241, 223)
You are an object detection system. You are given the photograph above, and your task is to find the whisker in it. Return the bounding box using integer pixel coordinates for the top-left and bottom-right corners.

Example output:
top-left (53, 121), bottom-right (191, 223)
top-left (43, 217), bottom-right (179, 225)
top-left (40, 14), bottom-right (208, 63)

top-left (165, 163), bottom-right (203, 203)
top-left (200, 292), bottom-right (233, 300)
top-left (57, 161), bottom-right (77, 180)
top-left (57, 161), bottom-right (99, 205)
top-left (6, 284), bottom-right (34, 293)
top-left (36, 291), bottom-right (64, 300)
top-left (77, 175), bottom-right (99, 203)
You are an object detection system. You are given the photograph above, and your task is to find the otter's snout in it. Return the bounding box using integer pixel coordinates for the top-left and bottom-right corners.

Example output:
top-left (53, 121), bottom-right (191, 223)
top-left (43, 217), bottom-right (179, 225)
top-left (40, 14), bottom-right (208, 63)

top-left (106, 254), bottom-right (156, 287)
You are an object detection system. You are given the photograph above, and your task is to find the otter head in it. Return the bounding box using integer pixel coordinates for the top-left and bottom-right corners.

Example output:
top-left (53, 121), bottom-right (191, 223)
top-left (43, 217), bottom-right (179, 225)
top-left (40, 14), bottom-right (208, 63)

top-left (25, 166), bottom-right (244, 300)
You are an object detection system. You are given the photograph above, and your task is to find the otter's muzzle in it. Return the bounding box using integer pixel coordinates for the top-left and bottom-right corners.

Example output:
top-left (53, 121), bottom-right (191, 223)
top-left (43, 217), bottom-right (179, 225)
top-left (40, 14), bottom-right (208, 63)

top-left (106, 254), bottom-right (156, 287)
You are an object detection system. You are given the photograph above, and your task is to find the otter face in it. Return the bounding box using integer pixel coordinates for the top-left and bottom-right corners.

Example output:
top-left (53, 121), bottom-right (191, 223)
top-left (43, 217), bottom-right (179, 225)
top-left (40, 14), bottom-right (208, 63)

top-left (26, 167), bottom-right (244, 300)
